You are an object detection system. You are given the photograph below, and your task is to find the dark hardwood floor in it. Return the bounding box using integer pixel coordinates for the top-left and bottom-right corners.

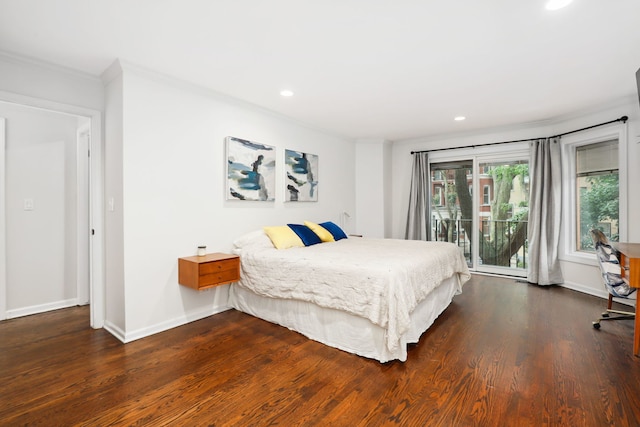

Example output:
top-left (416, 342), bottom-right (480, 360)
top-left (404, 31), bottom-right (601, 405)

top-left (1, 274), bottom-right (639, 426)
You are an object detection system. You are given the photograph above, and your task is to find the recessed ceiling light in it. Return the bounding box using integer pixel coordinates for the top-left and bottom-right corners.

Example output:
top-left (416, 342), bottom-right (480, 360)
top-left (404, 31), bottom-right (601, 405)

top-left (280, 90), bottom-right (294, 97)
top-left (545, 0), bottom-right (573, 11)
top-left (454, 116), bottom-right (466, 121)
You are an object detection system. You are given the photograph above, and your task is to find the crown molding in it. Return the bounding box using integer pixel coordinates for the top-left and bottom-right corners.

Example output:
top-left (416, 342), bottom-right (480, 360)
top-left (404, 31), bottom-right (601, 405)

top-left (396, 95), bottom-right (636, 148)
top-left (100, 59), bottom-right (123, 85)
top-left (98, 58), bottom-right (354, 142)
top-left (0, 50), bottom-right (101, 82)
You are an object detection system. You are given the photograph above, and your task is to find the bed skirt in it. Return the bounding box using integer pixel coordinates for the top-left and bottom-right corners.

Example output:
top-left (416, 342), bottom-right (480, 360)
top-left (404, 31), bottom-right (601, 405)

top-left (227, 274), bottom-right (461, 363)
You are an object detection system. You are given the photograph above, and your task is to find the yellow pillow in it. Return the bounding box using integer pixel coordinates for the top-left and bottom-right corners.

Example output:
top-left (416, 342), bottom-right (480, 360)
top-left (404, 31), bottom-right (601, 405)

top-left (263, 226), bottom-right (304, 249)
top-left (304, 221), bottom-right (335, 242)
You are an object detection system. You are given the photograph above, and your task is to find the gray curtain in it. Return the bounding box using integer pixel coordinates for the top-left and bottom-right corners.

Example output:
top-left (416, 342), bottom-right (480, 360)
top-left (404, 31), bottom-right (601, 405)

top-left (405, 152), bottom-right (430, 240)
top-left (527, 137), bottom-right (564, 285)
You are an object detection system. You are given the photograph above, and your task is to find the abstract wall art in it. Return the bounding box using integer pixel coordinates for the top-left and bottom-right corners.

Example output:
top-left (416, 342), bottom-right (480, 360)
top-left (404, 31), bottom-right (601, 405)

top-left (226, 136), bottom-right (276, 201)
top-left (284, 149), bottom-right (318, 202)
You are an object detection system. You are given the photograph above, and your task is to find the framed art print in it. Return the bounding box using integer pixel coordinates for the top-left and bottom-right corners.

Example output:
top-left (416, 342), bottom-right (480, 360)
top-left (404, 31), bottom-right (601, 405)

top-left (284, 149), bottom-right (318, 202)
top-left (226, 136), bottom-right (276, 201)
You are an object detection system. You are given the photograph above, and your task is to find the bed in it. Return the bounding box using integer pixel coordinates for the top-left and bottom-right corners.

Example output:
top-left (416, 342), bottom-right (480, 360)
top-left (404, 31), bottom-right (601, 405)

top-left (227, 228), bottom-right (471, 362)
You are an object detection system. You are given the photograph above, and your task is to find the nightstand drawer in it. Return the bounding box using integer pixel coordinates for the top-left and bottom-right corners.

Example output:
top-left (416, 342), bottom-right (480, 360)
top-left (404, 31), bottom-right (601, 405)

top-left (199, 269), bottom-right (240, 287)
top-left (199, 258), bottom-right (238, 275)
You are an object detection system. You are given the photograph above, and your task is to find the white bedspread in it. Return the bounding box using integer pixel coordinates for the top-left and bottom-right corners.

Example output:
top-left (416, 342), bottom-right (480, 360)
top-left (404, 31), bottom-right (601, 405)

top-left (233, 231), bottom-right (471, 353)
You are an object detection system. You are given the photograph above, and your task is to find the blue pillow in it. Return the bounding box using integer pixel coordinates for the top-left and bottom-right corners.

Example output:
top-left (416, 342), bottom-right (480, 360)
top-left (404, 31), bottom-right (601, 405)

top-left (319, 221), bottom-right (348, 241)
top-left (287, 224), bottom-right (322, 246)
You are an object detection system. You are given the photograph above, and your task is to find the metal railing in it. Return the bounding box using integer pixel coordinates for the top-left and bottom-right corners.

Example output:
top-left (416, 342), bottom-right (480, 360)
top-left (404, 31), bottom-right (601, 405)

top-left (432, 218), bottom-right (472, 265)
top-left (433, 218), bottom-right (528, 269)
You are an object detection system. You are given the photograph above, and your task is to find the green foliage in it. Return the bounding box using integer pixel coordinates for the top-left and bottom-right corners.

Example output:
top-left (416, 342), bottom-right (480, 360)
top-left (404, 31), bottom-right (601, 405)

top-left (512, 209), bottom-right (528, 222)
top-left (446, 191), bottom-right (458, 206)
top-left (579, 173), bottom-right (619, 249)
top-left (489, 164), bottom-right (529, 221)
top-left (491, 164), bottom-right (529, 183)
top-left (498, 202), bottom-right (511, 217)
top-left (581, 174), bottom-right (619, 224)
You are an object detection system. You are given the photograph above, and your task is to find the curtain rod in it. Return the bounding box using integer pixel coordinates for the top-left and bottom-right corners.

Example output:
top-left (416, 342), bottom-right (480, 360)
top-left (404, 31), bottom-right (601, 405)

top-left (410, 115), bottom-right (628, 155)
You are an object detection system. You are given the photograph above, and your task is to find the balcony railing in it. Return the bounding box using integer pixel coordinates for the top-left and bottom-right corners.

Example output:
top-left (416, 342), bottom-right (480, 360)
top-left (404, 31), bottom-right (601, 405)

top-left (432, 218), bottom-right (528, 270)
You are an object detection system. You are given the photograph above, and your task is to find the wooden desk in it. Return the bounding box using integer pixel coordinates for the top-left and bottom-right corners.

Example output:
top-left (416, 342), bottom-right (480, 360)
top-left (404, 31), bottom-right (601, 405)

top-left (613, 242), bottom-right (640, 357)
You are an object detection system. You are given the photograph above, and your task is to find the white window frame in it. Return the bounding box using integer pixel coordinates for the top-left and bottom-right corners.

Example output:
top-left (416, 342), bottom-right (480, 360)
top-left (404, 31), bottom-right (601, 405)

top-left (560, 123), bottom-right (628, 266)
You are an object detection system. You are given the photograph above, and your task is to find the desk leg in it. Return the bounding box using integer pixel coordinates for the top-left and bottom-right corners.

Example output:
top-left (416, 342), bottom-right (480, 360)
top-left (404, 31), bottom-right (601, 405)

top-left (635, 303), bottom-right (640, 357)
top-left (621, 253), bottom-right (640, 357)
top-left (632, 256), bottom-right (640, 356)
top-left (619, 253), bottom-right (640, 356)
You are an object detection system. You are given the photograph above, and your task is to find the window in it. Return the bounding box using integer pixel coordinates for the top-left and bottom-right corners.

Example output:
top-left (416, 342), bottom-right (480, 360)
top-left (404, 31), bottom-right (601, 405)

top-left (482, 185), bottom-right (491, 205)
top-left (575, 139), bottom-right (619, 251)
top-left (561, 124), bottom-right (626, 264)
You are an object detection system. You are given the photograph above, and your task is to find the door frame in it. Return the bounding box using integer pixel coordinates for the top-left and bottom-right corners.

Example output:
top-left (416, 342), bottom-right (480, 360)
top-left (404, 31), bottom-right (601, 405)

top-left (0, 117), bottom-right (6, 320)
top-left (429, 142), bottom-right (530, 277)
top-left (0, 91), bottom-right (104, 328)
top-left (76, 123), bottom-right (91, 306)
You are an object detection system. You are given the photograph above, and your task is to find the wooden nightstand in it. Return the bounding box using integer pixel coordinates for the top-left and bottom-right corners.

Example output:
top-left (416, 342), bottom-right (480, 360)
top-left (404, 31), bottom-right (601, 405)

top-left (178, 252), bottom-right (240, 290)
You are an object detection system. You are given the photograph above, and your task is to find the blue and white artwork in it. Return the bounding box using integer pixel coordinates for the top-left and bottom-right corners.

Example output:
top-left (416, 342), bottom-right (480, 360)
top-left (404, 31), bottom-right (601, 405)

top-left (226, 136), bottom-right (276, 201)
top-left (285, 149), bottom-right (318, 202)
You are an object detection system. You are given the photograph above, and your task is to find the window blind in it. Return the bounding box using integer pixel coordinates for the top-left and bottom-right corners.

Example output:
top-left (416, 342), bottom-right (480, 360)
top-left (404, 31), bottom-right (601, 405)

top-left (576, 139), bottom-right (618, 177)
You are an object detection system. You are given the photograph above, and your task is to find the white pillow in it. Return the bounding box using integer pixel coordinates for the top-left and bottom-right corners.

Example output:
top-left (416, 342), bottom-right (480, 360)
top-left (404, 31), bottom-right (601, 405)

top-left (233, 229), bottom-right (273, 250)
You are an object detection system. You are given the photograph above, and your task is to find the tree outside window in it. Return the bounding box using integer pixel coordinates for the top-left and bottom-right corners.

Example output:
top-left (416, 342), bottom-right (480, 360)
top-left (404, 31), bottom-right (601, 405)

top-left (575, 140), bottom-right (619, 251)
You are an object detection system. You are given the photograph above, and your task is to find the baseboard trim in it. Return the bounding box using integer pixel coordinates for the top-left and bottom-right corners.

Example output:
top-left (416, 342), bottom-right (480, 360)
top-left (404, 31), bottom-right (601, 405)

top-left (103, 305), bottom-right (232, 344)
top-left (103, 320), bottom-right (126, 342)
top-left (6, 298), bottom-right (78, 319)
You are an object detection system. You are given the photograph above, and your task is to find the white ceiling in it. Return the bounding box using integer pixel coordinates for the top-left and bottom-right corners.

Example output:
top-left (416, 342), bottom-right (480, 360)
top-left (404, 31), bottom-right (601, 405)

top-left (1, 0), bottom-right (639, 141)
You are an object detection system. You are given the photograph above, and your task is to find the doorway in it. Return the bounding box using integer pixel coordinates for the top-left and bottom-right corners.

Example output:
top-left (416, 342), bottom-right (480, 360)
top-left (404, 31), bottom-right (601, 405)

top-left (0, 103), bottom-right (89, 319)
top-left (0, 94), bottom-right (103, 328)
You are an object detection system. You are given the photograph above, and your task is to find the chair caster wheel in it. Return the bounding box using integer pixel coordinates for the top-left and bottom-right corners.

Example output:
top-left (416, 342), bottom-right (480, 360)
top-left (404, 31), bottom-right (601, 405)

top-left (593, 322), bottom-right (601, 329)
top-left (601, 312), bottom-right (609, 318)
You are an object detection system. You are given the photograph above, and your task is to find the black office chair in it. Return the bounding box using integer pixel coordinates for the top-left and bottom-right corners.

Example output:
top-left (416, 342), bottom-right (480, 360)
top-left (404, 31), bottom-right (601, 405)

top-left (590, 229), bottom-right (636, 329)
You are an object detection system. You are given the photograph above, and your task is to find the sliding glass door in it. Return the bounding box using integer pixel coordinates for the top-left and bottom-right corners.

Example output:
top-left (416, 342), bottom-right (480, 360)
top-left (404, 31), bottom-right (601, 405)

top-left (476, 159), bottom-right (529, 275)
top-left (430, 151), bottom-right (529, 277)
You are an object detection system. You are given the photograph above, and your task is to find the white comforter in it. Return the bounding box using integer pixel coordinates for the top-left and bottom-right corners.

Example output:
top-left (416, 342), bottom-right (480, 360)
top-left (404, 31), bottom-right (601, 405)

top-left (233, 231), bottom-right (471, 353)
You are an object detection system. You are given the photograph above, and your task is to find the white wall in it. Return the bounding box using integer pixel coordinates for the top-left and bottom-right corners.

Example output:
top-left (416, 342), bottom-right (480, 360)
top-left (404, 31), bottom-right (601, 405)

top-left (103, 65), bottom-right (126, 334)
top-left (1, 102), bottom-right (80, 316)
top-left (355, 139), bottom-right (392, 238)
top-left (0, 52), bottom-right (103, 112)
top-left (104, 61), bottom-right (357, 341)
top-left (390, 98), bottom-right (640, 299)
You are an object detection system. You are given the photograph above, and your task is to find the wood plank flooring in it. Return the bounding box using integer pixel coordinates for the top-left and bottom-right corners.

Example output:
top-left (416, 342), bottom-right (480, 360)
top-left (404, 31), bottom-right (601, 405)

top-left (1, 274), bottom-right (639, 426)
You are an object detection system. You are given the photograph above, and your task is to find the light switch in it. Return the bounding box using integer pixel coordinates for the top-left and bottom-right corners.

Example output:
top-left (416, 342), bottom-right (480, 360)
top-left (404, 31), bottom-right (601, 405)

top-left (23, 198), bottom-right (34, 211)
